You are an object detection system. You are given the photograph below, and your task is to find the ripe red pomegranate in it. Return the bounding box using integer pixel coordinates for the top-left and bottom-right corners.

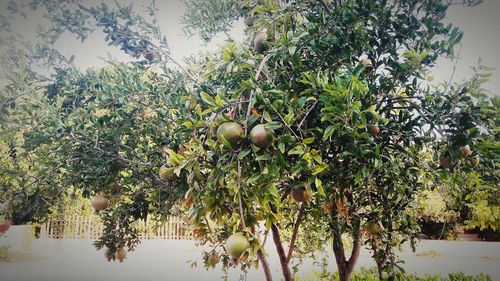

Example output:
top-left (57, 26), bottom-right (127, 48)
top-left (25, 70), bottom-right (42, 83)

top-left (0, 219), bottom-right (11, 234)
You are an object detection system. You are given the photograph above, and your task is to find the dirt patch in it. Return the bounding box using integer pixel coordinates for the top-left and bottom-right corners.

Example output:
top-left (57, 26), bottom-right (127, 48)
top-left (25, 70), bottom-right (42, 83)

top-left (415, 250), bottom-right (444, 258)
top-left (480, 256), bottom-right (500, 261)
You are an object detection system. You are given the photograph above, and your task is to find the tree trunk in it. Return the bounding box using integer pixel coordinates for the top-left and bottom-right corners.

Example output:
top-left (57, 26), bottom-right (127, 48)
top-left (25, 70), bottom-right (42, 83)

top-left (271, 223), bottom-right (293, 281)
top-left (257, 248), bottom-right (273, 281)
top-left (330, 207), bottom-right (361, 281)
top-left (372, 244), bottom-right (385, 280)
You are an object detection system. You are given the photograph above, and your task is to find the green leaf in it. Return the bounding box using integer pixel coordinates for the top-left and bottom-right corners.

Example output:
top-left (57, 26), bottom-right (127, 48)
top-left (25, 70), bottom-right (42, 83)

top-left (304, 137), bottom-right (315, 144)
top-left (255, 154), bottom-right (272, 161)
top-left (315, 177), bottom-right (325, 197)
top-left (200, 91), bottom-right (217, 107)
top-left (323, 126), bottom-right (335, 141)
top-left (278, 142), bottom-right (285, 153)
top-left (246, 173), bottom-right (261, 184)
top-left (238, 149), bottom-right (251, 160)
top-left (288, 145), bottom-right (304, 155)
top-left (263, 111), bottom-right (273, 123)
top-left (312, 164), bottom-right (328, 175)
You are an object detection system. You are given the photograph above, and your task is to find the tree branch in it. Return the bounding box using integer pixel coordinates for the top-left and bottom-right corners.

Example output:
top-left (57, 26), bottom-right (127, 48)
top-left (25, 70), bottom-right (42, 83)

top-left (318, 0), bottom-right (332, 13)
top-left (345, 226), bottom-right (362, 276)
top-left (286, 202), bottom-right (305, 263)
top-left (257, 248), bottom-right (273, 281)
top-left (271, 223), bottom-right (293, 281)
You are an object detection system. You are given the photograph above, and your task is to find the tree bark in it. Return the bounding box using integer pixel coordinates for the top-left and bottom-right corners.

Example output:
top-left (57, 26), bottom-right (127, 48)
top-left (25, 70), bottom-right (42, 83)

top-left (271, 223), bottom-right (293, 281)
top-left (287, 202), bottom-right (305, 263)
top-left (345, 228), bottom-right (361, 277)
top-left (257, 248), bottom-right (273, 281)
top-left (330, 207), bottom-right (361, 281)
top-left (371, 242), bottom-right (385, 280)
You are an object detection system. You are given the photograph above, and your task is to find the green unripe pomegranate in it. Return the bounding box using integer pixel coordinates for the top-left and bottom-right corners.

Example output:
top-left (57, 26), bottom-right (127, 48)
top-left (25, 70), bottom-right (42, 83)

top-left (366, 221), bottom-right (384, 235)
top-left (253, 32), bottom-right (268, 54)
top-left (217, 122), bottom-right (244, 149)
top-left (225, 233), bottom-right (250, 259)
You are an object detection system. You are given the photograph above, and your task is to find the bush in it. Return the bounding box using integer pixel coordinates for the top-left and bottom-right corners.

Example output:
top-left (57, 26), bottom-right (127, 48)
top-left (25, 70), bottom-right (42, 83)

top-left (414, 189), bottom-right (459, 239)
top-left (295, 268), bottom-right (492, 281)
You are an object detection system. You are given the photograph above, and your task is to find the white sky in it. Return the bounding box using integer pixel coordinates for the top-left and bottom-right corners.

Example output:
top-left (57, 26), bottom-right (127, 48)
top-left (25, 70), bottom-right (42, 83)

top-left (2, 0), bottom-right (499, 95)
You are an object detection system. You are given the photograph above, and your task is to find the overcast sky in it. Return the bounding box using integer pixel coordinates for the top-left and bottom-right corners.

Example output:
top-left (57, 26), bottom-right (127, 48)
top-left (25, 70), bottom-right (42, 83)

top-left (2, 0), bottom-right (499, 95)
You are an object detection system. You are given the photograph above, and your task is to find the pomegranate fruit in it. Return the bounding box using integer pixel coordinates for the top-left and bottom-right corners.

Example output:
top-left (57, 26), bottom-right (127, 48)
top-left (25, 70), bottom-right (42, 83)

top-left (361, 58), bottom-right (373, 69)
top-left (216, 122), bottom-right (244, 149)
top-left (369, 125), bottom-right (380, 137)
top-left (207, 252), bottom-right (219, 267)
top-left (462, 145), bottom-right (471, 157)
top-left (0, 219), bottom-right (11, 234)
top-left (91, 195), bottom-right (109, 212)
top-left (291, 183), bottom-right (312, 203)
top-left (115, 248), bottom-right (127, 263)
top-left (145, 51), bottom-right (155, 61)
top-left (470, 156), bottom-right (480, 167)
top-left (366, 221), bottom-right (384, 235)
top-left (250, 124), bottom-right (273, 148)
top-left (104, 247), bottom-right (114, 262)
top-left (225, 233), bottom-right (250, 259)
top-left (440, 157), bottom-right (451, 169)
top-left (253, 32), bottom-right (268, 54)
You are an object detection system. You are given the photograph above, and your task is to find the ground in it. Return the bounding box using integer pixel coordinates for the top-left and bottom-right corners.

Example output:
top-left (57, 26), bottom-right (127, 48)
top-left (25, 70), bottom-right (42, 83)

top-left (0, 237), bottom-right (499, 281)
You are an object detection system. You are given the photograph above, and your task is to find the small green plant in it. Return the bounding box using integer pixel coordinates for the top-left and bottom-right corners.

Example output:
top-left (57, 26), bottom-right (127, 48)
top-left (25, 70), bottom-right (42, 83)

top-left (295, 268), bottom-right (492, 281)
top-left (0, 246), bottom-right (9, 262)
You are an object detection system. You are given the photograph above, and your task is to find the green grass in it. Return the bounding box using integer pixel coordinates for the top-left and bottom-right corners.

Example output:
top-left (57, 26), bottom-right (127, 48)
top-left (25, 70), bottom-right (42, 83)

top-left (0, 246), bottom-right (41, 263)
top-left (295, 268), bottom-right (492, 281)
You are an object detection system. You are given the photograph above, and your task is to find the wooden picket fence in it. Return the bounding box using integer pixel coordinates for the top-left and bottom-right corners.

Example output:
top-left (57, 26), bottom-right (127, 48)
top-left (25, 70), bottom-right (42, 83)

top-left (39, 215), bottom-right (193, 240)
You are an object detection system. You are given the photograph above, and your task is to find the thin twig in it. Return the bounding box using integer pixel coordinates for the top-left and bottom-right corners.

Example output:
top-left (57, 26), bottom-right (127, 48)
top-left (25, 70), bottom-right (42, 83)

top-left (297, 99), bottom-right (319, 132)
top-left (244, 54), bottom-right (271, 134)
top-left (237, 160), bottom-right (246, 229)
top-left (318, 0), bottom-right (332, 13)
top-left (444, 44), bottom-right (463, 93)
top-left (268, 102), bottom-right (301, 141)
